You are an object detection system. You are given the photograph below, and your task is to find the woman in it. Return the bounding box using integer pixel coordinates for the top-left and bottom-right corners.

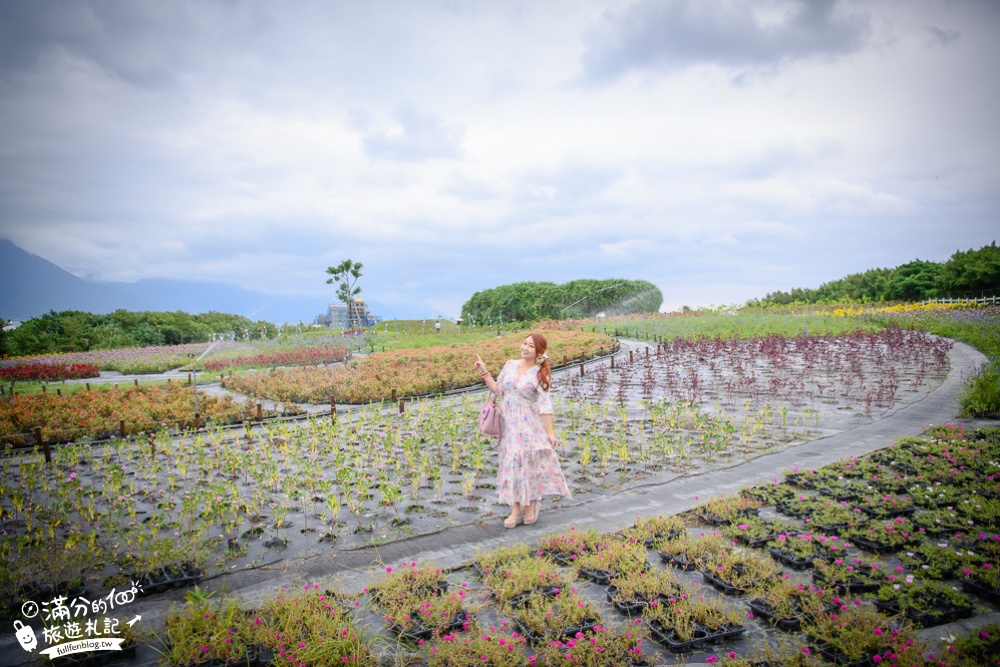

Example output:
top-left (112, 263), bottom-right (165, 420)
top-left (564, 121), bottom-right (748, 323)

top-left (475, 333), bottom-right (571, 528)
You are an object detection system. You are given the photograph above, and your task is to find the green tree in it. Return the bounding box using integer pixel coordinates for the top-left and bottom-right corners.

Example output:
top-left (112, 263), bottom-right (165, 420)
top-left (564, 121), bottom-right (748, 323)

top-left (937, 241), bottom-right (1000, 297)
top-left (460, 279), bottom-right (662, 324)
top-left (325, 259), bottom-right (364, 329)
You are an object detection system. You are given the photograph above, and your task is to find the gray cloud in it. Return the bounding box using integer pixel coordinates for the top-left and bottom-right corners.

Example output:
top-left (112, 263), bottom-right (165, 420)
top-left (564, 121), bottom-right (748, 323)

top-left (351, 106), bottom-right (465, 162)
top-left (925, 25), bottom-right (959, 46)
top-left (581, 0), bottom-right (871, 82)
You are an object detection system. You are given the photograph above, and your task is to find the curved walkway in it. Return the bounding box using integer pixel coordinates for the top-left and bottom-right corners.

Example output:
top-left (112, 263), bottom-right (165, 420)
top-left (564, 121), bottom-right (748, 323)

top-left (2, 341), bottom-right (993, 667)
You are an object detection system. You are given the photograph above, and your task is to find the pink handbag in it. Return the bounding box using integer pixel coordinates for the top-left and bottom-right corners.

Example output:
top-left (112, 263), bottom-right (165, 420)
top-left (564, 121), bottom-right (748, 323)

top-left (478, 393), bottom-right (501, 436)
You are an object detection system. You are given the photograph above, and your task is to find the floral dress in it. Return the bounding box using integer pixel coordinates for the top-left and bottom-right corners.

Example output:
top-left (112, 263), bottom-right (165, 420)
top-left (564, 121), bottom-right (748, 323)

top-left (494, 360), bottom-right (571, 505)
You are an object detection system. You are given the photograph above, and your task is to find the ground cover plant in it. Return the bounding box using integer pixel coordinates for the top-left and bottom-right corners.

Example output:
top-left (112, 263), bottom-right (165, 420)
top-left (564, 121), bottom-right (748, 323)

top-left (0, 342), bottom-right (235, 375)
top-left (0, 361), bottom-right (100, 383)
top-left (221, 330), bottom-right (614, 403)
top-left (0, 382), bottom-right (289, 443)
top-left (861, 304), bottom-right (1000, 416)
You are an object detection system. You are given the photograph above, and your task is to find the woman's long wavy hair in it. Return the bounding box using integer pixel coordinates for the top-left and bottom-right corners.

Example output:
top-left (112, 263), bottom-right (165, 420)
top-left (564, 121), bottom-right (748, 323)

top-left (531, 333), bottom-right (552, 392)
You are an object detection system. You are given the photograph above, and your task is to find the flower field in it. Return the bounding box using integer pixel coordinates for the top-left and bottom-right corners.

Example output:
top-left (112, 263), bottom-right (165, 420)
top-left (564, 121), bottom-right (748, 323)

top-left (0, 383), bottom-right (296, 443)
top-left (6, 424), bottom-right (997, 666)
top-left (0, 362), bottom-right (100, 382)
top-left (202, 344), bottom-right (348, 372)
top-left (0, 342), bottom-right (231, 375)
top-left (222, 330), bottom-right (615, 404)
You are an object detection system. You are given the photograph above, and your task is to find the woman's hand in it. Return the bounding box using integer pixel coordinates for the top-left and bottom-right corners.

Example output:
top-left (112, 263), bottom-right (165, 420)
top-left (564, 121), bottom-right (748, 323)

top-left (547, 432), bottom-right (558, 449)
top-left (474, 353), bottom-right (487, 375)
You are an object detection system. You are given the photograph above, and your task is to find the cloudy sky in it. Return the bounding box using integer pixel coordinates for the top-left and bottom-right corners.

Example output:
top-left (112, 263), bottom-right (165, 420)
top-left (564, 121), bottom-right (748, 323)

top-left (1, 0), bottom-right (998, 319)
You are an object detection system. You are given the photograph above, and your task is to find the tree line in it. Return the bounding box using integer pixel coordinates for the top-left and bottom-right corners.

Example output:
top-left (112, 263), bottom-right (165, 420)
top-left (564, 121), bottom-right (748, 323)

top-left (1, 310), bottom-right (278, 358)
top-left (461, 279), bottom-right (663, 324)
top-left (747, 242), bottom-right (1000, 306)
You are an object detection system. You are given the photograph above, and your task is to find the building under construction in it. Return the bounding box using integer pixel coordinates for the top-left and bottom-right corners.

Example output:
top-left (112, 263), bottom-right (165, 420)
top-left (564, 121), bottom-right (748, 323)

top-left (317, 297), bottom-right (378, 330)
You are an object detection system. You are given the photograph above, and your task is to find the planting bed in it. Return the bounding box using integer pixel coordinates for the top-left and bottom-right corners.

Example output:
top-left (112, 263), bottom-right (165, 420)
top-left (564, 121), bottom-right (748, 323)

top-left (0, 330), bottom-right (959, 618)
top-left (19, 424), bottom-right (993, 667)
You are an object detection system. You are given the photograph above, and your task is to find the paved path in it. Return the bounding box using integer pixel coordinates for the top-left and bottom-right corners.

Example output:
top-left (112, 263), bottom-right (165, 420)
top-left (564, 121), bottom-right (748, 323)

top-left (3, 340), bottom-right (995, 667)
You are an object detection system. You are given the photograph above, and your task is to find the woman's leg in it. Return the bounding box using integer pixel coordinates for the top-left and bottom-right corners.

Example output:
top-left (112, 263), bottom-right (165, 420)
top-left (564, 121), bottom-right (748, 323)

top-left (504, 502), bottom-right (523, 528)
top-left (524, 499), bottom-right (539, 524)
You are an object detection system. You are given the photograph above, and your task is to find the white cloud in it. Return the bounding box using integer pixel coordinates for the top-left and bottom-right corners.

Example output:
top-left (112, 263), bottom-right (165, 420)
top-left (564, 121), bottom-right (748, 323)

top-left (0, 0), bottom-right (998, 317)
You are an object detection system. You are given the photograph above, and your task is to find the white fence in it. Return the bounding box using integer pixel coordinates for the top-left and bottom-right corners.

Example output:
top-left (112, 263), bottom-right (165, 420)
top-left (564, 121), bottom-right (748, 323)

top-left (920, 295), bottom-right (1000, 306)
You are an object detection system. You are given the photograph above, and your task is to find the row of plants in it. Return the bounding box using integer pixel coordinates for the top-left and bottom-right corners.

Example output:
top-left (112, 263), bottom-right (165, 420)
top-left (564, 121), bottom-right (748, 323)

top-left (0, 330), bottom-right (958, 605)
top-left (0, 342), bottom-right (230, 375)
top-left (560, 329), bottom-right (950, 423)
top-left (537, 310), bottom-right (882, 341)
top-left (0, 382), bottom-right (301, 443)
top-left (12, 424), bottom-right (1000, 667)
top-left (221, 330), bottom-right (615, 404)
top-left (201, 344), bottom-right (348, 372)
top-left (863, 305), bottom-right (1000, 416)
top-left (0, 361), bottom-right (100, 382)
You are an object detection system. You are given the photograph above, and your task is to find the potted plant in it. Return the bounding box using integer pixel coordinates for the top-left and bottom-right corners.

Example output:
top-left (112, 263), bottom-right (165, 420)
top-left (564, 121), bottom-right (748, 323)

top-left (422, 623), bottom-right (527, 667)
top-left (507, 590), bottom-right (601, 643)
top-left (251, 585), bottom-right (378, 667)
top-left (605, 569), bottom-right (682, 616)
top-left (802, 603), bottom-right (904, 667)
top-left (701, 549), bottom-right (783, 596)
top-left (812, 556), bottom-right (888, 594)
top-left (622, 514), bottom-right (685, 547)
top-left (575, 540), bottom-right (647, 585)
top-left (899, 542), bottom-right (969, 579)
top-left (767, 533), bottom-right (822, 570)
top-left (941, 622), bottom-right (1000, 667)
top-left (537, 528), bottom-right (603, 565)
top-left (530, 623), bottom-right (649, 667)
top-left (723, 516), bottom-right (795, 548)
top-left (961, 560), bottom-right (1000, 603)
top-left (806, 503), bottom-right (861, 533)
top-left (644, 597), bottom-right (703, 651)
top-left (658, 533), bottom-right (730, 571)
top-left (842, 517), bottom-right (921, 554)
top-left (747, 580), bottom-right (838, 633)
top-left (369, 562), bottom-right (449, 607)
top-left (484, 556), bottom-right (573, 606)
top-left (739, 482), bottom-right (796, 506)
top-left (873, 579), bottom-right (975, 627)
top-left (856, 493), bottom-right (917, 519)
top-left (691, 494), bottom-right (762, 525)
top-left (157, 591), bottom-right (258, 667)
top-left (472, 543), bottom-right (532, 580)
top-left (382, 592), bottom-right (472, 641)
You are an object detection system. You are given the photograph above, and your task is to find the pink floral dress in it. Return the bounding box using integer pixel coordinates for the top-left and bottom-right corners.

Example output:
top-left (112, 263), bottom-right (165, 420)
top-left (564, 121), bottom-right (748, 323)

top-left (494, 360), bottom-right (571, 506)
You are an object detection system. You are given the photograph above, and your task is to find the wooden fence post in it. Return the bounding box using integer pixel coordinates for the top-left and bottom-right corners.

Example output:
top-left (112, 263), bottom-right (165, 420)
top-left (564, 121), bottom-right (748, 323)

top-left (256, 403), bottom-right (263, 421)
top-left (188, 373), bottom-right (193, 386)
top-left (41, 385), bottom-right (46, 394)
top-left (86, 383), bottom-right (91, 391)
top-left (194, 413), bottom-right (201, 430)
top-left (391, 388), bottom-right (398, 403)
top-left (398, 399), bottom-right (405, 414)
top-left (56, 389), bottom-right (61, 397)
top-left (134, 379), bottom-right (139, 387)
top-left (629, 351), bottom-right (634, 364)
top-left (120, 420), bottom-right (127, 438)
top-left (35, 427), bottom-right (50, 463)
top-left (580, 363), bottom-right (585, 377)
top-left (611, 356), bottom-right (615, 369)
top-left (330, 396), bottom-right (336, 421)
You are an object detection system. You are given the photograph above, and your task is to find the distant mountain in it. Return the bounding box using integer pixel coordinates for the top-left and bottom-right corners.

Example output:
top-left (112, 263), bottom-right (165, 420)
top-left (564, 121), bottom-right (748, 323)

top-left (0, 239), bottom-right (326, 324)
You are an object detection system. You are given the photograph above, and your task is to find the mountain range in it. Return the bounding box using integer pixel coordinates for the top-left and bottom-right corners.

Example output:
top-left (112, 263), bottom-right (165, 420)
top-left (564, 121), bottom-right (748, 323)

top-left (1, 239), bottom-right (331, 324)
